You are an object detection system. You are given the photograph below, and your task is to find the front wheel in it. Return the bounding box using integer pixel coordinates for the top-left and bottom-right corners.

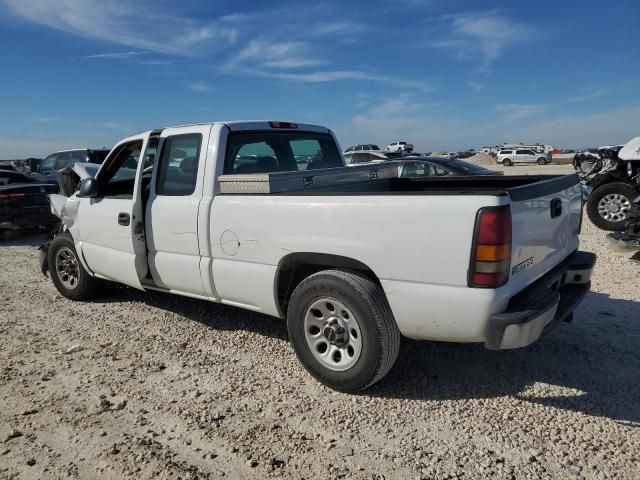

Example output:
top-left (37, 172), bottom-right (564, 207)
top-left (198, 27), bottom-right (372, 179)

top-left (48, 233), bottom-right (102, 300)
top-left (537, 157), bottom-right (547, 165)
top-left (287, 270), bottom-right (400, 392)
top-left (502, 158), bottom-right (512, 166)
top-left (586, 182), bottom-right (637, 231)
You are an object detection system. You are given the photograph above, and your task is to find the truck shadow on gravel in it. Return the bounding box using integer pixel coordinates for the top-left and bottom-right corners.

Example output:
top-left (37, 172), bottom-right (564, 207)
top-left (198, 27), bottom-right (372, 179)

top-left (99, 286), bottom-right (290, 341)
top-left (97, 287), bottom-right (639, 425)
top-left (370, 292), bottom-right (640, 426)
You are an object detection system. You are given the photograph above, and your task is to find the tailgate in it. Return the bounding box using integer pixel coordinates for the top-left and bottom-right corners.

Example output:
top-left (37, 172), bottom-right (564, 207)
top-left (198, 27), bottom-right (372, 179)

top-left (507, 174), bottom-right (583, 291)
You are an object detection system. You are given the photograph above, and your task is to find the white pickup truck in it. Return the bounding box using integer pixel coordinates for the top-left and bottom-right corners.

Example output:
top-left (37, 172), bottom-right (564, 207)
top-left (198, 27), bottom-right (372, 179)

top-left (42, 121), bottom-right (595, 392)
top-left (385, 141), bottom-right (414, 153)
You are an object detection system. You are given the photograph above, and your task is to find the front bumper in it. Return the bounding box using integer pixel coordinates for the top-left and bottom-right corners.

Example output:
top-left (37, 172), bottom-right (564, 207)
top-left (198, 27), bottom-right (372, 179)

top-left (485, 250), bottom-right (596, 350)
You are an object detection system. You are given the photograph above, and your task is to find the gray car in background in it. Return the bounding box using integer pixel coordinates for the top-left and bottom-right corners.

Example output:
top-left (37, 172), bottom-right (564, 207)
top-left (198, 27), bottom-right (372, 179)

top-left (35, 148), bottom-right (109, 183)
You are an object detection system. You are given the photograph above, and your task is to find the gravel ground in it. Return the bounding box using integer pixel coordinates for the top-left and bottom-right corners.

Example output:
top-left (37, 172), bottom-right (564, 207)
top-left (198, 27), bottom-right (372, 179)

top-left (1, 165), bottom-right (639, 480)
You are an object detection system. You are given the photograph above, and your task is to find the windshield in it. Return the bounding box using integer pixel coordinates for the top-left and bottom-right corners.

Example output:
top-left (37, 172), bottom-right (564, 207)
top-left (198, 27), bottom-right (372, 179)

top-left (224, 131), bottom-right (343, 174)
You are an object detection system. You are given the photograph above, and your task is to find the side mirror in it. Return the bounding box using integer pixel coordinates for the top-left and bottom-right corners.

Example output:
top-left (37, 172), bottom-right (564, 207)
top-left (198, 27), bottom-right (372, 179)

top-left (77, 177), bottom-right (98, 198)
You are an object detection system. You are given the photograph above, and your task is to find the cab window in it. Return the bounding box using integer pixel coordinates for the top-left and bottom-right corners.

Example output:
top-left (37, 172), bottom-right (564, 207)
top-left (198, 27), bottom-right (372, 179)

top-left (156, 134), bottom-right (202, 196)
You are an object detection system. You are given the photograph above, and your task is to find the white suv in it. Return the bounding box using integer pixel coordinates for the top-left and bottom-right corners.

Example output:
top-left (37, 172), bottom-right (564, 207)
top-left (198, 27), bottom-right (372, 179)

top-left (497, 149), bottom-right (550, 166)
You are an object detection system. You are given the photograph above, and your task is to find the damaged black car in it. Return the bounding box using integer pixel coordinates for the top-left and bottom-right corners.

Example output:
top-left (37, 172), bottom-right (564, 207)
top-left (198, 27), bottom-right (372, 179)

top-left (574, 138), bottom-right (640, 231)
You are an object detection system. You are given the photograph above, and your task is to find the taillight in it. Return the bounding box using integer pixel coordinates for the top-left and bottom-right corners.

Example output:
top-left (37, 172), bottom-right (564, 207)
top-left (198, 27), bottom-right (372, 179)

top-left (0, 192), bottom-right (25, 201)
top-left (469, 206), bottom-right (512, 288)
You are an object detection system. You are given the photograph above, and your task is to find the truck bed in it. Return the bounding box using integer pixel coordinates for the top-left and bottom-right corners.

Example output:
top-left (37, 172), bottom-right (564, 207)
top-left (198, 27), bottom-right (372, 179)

top-left (221, 174), bottom-right (580, 200)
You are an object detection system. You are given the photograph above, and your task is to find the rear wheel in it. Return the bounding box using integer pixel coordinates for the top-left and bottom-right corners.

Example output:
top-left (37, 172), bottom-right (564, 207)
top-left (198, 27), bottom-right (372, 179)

top-left (48, 233), bottom-right (102, 300)
top-left (537, 157), bottom-right (547, 165)
top-left (586, 182), bottom-right (637, 231)
top-left (502, 158), bottom-right (512, 166)
top-left (287, 270), bottom-right (400, 392)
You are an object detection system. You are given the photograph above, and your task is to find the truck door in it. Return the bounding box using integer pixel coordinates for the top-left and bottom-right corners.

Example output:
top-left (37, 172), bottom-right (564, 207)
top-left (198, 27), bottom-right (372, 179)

top-left (144, 125), bottom-right (211, 296)
top-left (77, 133), bottom-right (152, 289)
top-left (516, 149), bottom-right (533, 163)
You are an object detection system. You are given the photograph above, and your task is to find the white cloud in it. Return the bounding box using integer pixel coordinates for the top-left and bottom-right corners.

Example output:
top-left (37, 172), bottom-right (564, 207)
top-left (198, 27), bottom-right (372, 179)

top-left (28, 116), bottom-right (64, 122)
top-left (431, 11), bottom-right (535, 65)
top-left (83, 51), bottom-right (148, 60)
top-left (494, 104), bottom-right (640, 147)
top-left (2, 0), bottom-right (237, 55)
top-left (310, 22), bottom-right (369, 36)
top-left (187, 82), bottom-right (211, 93)
top-left (231, 40), bottom-right (324, 70)
top-left (468, 80), bottom-right (485, 92)
top-left (495, 103), bottom-right (545, 121)
top-left (567, 86), bottom-right (608, 103)
top-left (347, 97), bottom-right (463, 151)
top-left (223, 38), bottom-right (431, 90)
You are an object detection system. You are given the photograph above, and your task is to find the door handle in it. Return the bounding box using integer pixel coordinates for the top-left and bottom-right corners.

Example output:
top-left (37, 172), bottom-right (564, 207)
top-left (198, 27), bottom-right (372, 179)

top-left (118, 212), bottom-right (130, 226)
top-left (550, 198), bottom-right (562, 218)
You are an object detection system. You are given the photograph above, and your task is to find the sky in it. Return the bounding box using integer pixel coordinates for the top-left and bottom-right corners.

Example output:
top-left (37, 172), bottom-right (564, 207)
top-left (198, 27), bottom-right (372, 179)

top-left (0, 0), bottom-right (639, 158)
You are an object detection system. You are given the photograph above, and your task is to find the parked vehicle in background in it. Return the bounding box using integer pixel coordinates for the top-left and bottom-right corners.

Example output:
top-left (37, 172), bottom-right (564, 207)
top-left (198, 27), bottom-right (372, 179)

top-left (575, 139), bottom-right (640, 231)
top-left (497, 149), bottom-right (550, 166)
top-left (397, 157), bottom-right (501, 177)
top-left (0, 170), bottom-right (59, 229)
top-left (343, 144), bottom-right (381, 153)
top-left (343, 150), bottom-right (390, 164)
top-left (457, 151), bottom-right (476, 159)
top-left (35, 148), bottom-right (109, 183)
top-left (385, 141), bottom-right (413, 153)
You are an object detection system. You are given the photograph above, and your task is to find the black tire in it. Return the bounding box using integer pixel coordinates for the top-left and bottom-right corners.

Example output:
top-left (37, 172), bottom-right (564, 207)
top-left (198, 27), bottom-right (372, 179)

top-left (537, 157), bottom-right (547, 165)
top-left (48, 232), bottom-right (102, 301)
top-left (287, 269), bottom-right (400, 392)
top-left (502, 158), bottom-right (512, 166)
top-left (586, 182), bottom-right (637, 231)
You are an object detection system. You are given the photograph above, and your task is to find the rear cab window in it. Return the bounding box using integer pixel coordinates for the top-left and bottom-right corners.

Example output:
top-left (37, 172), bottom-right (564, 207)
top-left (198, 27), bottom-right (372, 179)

top-left (224, 131), bottom-right (343, 174)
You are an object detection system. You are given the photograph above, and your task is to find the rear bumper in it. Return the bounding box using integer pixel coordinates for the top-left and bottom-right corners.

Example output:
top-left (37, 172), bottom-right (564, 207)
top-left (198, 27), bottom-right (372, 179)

top-left (485, 250), bottom-right (596, 350)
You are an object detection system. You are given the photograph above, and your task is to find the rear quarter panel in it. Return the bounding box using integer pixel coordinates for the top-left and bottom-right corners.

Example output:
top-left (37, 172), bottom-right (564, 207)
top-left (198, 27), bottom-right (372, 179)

top-left (207, 193), bottom-right (506, 339)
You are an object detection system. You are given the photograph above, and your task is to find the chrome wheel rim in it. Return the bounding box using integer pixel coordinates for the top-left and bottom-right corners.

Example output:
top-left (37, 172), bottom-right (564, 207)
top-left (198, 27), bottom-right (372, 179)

top-left (55, 246), bottom-right (80, 290)
top-left (303, 297), bottom-right (362, 371)
top-left (598, 194), bottom-right (631, 222)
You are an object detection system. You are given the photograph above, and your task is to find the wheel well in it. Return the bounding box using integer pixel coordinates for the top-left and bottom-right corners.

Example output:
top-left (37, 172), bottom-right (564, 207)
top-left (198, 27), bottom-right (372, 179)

top-left (275, 253), bottom-right (380, 316)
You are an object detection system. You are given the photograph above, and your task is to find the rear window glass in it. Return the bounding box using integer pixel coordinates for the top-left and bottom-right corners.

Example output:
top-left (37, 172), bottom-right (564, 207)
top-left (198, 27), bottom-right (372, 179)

top-left (500, 150), bottom-right (513, 154)
top-left (224, 132), bottom-right (343, 174)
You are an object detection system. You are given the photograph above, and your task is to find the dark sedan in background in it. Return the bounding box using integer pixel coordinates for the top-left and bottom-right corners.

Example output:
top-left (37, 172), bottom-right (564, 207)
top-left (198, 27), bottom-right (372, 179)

top-left (398, 155), bottom-right (501, 177)
top-left (0, 170), bottom-right (58, 230)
